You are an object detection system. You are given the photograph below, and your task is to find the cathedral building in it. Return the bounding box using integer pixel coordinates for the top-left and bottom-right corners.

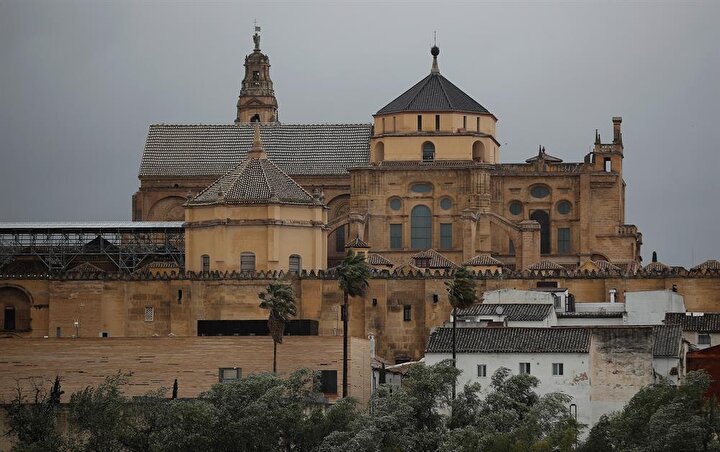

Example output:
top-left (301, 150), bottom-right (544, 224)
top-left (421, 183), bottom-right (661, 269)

top-left (134, 30), bottom-right (640, 272)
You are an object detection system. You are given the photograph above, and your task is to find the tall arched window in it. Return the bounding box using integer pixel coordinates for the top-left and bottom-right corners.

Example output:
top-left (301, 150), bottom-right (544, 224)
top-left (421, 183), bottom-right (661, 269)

top-left (530, 210), bottom-right (551, 254)
top-left (375, 142), bottom-right (385, 161)
top-left (289, 255), bottom-right (301, 274)
top-left (240, 252), bottom-right (256, 272)
top-left (411, 205), bottom-right (432, 249)
top-left (422, 142), bottom-right (435, 162)
top-left (472, 141), bottom-right (486, 162)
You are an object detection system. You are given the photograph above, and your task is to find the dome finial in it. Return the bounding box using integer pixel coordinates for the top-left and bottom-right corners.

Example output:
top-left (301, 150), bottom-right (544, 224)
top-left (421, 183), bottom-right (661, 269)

top-left (430, 31), bottom-right (440, 74)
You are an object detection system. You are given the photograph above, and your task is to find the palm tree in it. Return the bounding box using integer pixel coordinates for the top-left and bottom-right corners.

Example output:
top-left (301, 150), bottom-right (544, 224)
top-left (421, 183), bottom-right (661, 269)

top-left (337, 250), bottom-right (371, 398)
top-left (445, 266), bottom-right (478, 398)
top-left (259, 282), bottom-right (297, 374)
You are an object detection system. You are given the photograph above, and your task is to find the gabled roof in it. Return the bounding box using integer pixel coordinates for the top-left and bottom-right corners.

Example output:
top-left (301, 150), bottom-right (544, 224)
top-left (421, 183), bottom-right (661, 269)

top-left (411, 249), bottom-right (457, 269)
top-left (139, 123), bottom-right (371, 178)
top-left (526, 260), bottom-right (565, 271)
top-left (188, 156), bottom-right (316, 206)
top-left (425, 327), bottom-right (591, 354)
top-left (644, 261), bottom-right (671, 272)
top-left (345, 235), bottom-right (370, 249)
top-left (691, 259), bottom-right (720, 271)
top-left (457, 303), bottom-right (554, 322)
top-left (592, 260), bottom-right (622, 272)
top-left (376, 72), bottom-right (489, 115)
top-left (525, 146), bottom-right (563, 163)
top-left (366, 253), bottom-right (394, 267)
top-left (463, 254), bottom-right (504, 267)
top-left (665, 312), bottom-right (720, 332)
top-left (653, 325), bottom-right (683, 358)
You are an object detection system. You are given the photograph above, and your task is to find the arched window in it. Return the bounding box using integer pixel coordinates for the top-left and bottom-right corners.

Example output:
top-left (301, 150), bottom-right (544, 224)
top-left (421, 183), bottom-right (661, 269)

top-left (250, 114), bottom-right (261, 122)
top-left (411, 205), bottom-right (432, 249)
top-left (530, 210), bottom-right (551, 254)
top-left (240, 252), bottom-right (256, 272)
top-left (0, 286), bottom-right (32, 331)
top-left (375, 142), bottom-right (385, 161)
top-left (472, 141), bottom-right (486, 162)
top-left (201, 255), bottom-right (210, 273)
top-left (422, 142), bottom-right (435, 162)
top-left (289, 255), bottom-right (301, 274)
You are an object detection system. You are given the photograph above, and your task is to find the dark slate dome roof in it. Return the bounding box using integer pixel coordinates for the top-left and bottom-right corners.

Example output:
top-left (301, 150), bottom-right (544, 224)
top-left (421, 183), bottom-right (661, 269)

top-left (376, 72), bottom-right (490, 115)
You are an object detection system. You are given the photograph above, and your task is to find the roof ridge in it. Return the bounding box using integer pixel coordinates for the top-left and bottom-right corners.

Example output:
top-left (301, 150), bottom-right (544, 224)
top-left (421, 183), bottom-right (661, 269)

top-left (435, 74), bottom-right (455, 110)
top-left (257, 158), bottom-right (273, 199)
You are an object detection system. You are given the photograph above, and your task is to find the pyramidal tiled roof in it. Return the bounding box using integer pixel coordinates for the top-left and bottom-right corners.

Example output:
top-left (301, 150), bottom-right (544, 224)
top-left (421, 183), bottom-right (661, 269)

top-left (376, 63), bottom-right (489, 115)
top-left (139, 123), bottom-right (371, 178)
top-left (345, 235), bottom-right (370, 249)
top-left (691, 259), bottom-right (720, 272)
top-left (463, 254), bottom-right (504, 266)
top-left (644, 261), bottom-right (671, 272)
top-left (366, 253), bottom-right (394, 267)
top-left (189, 129), bottom-right (316, 206)
top-left (411, 249), bottom-right (458, 269)
top-left (526, 260), bottom-right (565, 271)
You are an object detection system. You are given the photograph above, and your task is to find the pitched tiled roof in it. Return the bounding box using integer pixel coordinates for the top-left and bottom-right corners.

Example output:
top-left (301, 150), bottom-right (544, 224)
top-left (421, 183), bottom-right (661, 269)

top-left (557, 312), bottom-right (624, 319)
top-left (653, 325), bottom-right (683, 357)
top-left (457, 303), bottom-right (554, 321)
top-left (526, 260), bottom-right (565, 271)
top-left (644, 261), bottom-right (671, 272)
top-left (188, 156), bottom-right (316, 206)
top-left (592, 260), bottom-right (622, 272)
top-left (691, 259), bottom-right (720, 271)
top-left (425, 327), bottom-right (591, 354)
top-left (665, 313), bottom-right (720, 332)
top-left (463, 254), bottom-right (504, 266)
top-left (411, 249), bottom-right (457, 269)
top-left (376, 72), bottom-right (490, 115)
top-left (139, 123), bottom-right (371, 177)
top-left (366, 253), bottom-right (394, 267)
top-left (345, 235), bottom-right (370, 249)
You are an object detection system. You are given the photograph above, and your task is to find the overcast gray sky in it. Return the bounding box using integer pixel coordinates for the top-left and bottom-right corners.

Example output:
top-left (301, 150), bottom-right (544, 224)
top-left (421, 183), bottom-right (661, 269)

top-left (0, 0), bottom-right (718, 267)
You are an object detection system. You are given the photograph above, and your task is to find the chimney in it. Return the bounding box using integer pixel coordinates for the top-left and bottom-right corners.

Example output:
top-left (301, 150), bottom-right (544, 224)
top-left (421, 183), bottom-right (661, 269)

top-left (612, 117), bottom-right (622, 144)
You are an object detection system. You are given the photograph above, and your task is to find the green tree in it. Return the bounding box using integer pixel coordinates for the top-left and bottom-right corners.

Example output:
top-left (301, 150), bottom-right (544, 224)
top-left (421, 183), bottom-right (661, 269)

top-left (3, 376), bottom-right (65, 452)
top-left (259, 281), bottom-right (298, 373)
top-left (336, 250), bottom-right (371, 397)
top-left (445, 266), bottom-right (478, 398)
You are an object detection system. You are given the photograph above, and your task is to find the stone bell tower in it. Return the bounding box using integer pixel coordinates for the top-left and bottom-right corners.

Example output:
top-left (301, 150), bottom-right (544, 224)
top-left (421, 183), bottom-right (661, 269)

top-left (235, 25), bottom-right (279, 124)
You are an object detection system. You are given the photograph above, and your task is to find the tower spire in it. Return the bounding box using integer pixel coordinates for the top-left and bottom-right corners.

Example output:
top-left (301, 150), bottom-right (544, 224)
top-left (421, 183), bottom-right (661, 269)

top-left (430, 32), bottom-right (440, 74)
top-left (235, 23), bottom-right (279, 124)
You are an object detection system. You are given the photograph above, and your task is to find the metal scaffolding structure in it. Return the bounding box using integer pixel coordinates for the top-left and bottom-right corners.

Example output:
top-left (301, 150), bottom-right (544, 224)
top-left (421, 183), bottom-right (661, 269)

top-left (0, 222), bottom-right (185, 274)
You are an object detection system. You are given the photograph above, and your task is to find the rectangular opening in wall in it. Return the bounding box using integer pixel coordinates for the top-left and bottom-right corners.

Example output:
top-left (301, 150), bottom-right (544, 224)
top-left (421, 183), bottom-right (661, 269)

top-left (319, 370), bottom-right (338, 394)
top-left (201, 255), bottom-right (210, 273)
top-left (389, 224), bottom-right (402, 249)
top-left (198, 319), bottom-right (319, 336)
top-left (100, 331), bottom-right (109, 338)
top-left (382, 117), bottom-right (386, 133)
top-left (519, 362), bottom-right (531, 375)
top-left (219, 367), bottom-right (240, 383)
top-left (403, 305), bottom-right (412, 321)
top-left (435, 114), bottom-right (440, 131)
top-left (552, 363), bottom-right (564, 376)
top-left (477, 117), bottom-right (480, 131)
top-left (440, 223), bottom-right (452, 250)
top-left (177, 289), bottom-right (183, 305)
top-left (463, 115), bottom-right (467, 129)
top-left (477, 364), bottom-right (487, 377)
top-left (56, 327), bottom-right (61, 338)
top-left (557, 228), bottom-right (571, 254)
top-left (144, 306), bottom-right (154, 322)
top-left (417, 115), bottom-right (422, 131)
top-left (604, 157), bottom-right (612, 172)
top-left (3, 306), bottom-right (15, 330)
top-left (699, 333), bottom-right (711, 345)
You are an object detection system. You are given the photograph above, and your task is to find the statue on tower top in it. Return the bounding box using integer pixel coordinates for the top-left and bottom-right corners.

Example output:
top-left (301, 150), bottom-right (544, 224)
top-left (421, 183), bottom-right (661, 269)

top-left (253, 23), bottom-right (261, 51)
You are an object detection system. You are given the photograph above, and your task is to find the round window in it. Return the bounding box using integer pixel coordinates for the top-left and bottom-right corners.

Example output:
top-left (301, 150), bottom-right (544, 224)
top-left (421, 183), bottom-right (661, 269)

top-left (557, 200), bottom-right (572, 215)
top-left (410, 183), bottom-right (433, 193)
top-left (509, 201), bottom-right (523, 216)
top-left (389, 198), bottom-right (402, 211)
top-left (530, 185), bottom-right (551, 198)
top-left (440, 197), bottom-right (452, 210)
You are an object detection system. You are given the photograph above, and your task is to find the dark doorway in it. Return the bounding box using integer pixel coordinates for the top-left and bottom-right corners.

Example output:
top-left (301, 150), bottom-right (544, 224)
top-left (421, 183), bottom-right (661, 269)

top-left (3, 306), bottom-right (15, 330)
top-left (530, 210), bottom-right (551, 254)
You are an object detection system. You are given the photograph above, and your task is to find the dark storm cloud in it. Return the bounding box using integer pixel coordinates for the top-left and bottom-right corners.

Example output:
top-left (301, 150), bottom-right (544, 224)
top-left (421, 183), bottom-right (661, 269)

top-left (0, 0), bottom-right (718, 267)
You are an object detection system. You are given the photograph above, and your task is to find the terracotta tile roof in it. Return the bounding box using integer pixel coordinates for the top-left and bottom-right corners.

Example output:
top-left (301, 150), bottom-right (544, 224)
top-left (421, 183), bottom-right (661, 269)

top-left (653, 325), bottom-right (683, 357)
top-left (644, 261), bottom-right (671, 272)
top-left (345, 236), bottom-right (370, 249)
top-left (526, 260), bottom-right (565, 271)
top-left (366, 253), bottom-right (394, 267)
top-left (411, 249), bottom-right (458, 269)
top-left (592, 260), bottom-right (622, 272)
top-left (665, 313), bottom-right (720, 332)
top-left (463, 254), bottom-right (504, 266)
top-left (139, 123), bottom-right (371, 178)
top-left (457, 303), bottom-right (554, 321)
top-left (425, 327), bottom-right (591, 354)
top-left (376, 72), bottom-right (490, 115)
top-left (691, 259), bottom-right (720, 271)
top-left (188, 156), bottom-right (316, 206)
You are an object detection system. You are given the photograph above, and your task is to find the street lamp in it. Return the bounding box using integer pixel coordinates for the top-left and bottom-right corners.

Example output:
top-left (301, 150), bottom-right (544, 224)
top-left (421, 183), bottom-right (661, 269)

top-left (73, 319), bottom-right (80, 338)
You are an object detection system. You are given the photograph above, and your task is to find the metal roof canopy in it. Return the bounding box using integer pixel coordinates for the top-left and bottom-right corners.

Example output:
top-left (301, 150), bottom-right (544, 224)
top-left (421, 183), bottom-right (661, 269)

top-left (0, 222), bottom-right (184, 230)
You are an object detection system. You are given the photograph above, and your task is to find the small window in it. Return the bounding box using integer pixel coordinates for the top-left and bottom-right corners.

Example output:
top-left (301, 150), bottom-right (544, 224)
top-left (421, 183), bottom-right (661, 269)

top-left (698, 333), bottom-right (711, 345)
top-left (509, 239), bottom-right (515, 255)
top-left (604, 157), bottom-right (612, 172)
top-left (390, 224), bottom-right (403, 250)
top-left (476, 117), bottom-right (480, 132)
top-left (557, 228), bottom-right (571, 254)
top-left (552, 363), bottom-right (564, 376)
top-left (557, 200), bottom-right (572, 215)
top-left (411, 183), bottom-right (433, 193)
top-left (417, 115), bottom-right (422, 131)
top-left (100, 331), bottom-right (109, 338)
top-left (319, 370), bottom-right (338, 394)
top-left (201, 255), bottom-right (210, 273)
top-left (56, 327), bottom-right (61, 338)
top-left (439, 197), bottom-right (452, 210)
top-left (519, 362), bottom-right (531, 375)
top-left (289, 254), bottom-right (301, 274)
top-left (530, 185), bottom-right (551, 198)
top-left (4, 306), bottom-right (16, 330)
top-left (252, 70), bottom-right (260, 81)
top-left (477, 364), bottom-right (487, 377)
top-left (144, 306), bottom-right (154, 322)
top-left (389, 198), bottom-right (402, 211)
top-left (509, 201), bottom-right (523, 216)
top-left (240, 252), bottom-right (256, 272)
top-left (440, 223), bottom-right (452, 250)
top-left (463, 116), bottom-right (467, 129)
top-left (435, 114), bottom-right (440, 131)
top-left (177, 289), bottom-right (183, 305)
top-left (219, 367), bottom-right (240, 383)
top-left (422, 142), bottom-right (435, 162)
top-left (403, 305), bottom-right (412, 321)
top-left (382, 117), bottom-right (386, 133)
